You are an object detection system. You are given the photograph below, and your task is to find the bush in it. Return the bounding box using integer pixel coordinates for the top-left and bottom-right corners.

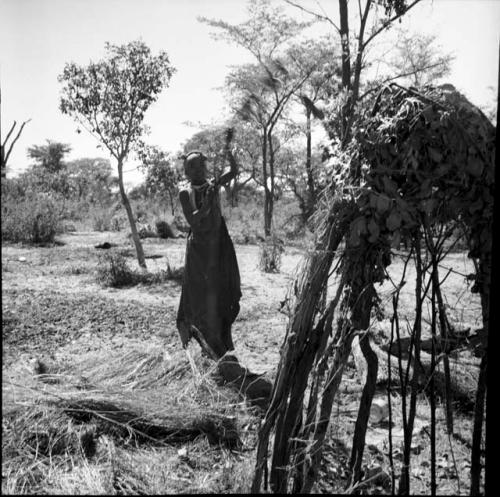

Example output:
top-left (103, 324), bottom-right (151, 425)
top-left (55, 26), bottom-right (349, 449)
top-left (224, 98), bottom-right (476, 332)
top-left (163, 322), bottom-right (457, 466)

top-left (258, 235), bottom-right (284, 273)
top-left (96, 252), bottom-right (184, 288)
top-left (1, 192), bottom-right (61, 244)
top-left (96, 252), bottom-right (135, 287)
top-left (156, 220), bottom-right (175, 239)
top-left (92, 210), bottom-right (113, 232)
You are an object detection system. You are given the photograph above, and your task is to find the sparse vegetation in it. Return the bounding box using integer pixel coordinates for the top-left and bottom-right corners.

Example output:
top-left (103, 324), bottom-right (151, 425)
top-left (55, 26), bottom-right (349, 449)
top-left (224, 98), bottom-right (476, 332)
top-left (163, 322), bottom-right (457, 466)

top-left (1, 192), bottom-right (62, 244)
top-left (258, 234), bottom-right (284, 273)
top-left (96, 251), bottom-right (184, 288)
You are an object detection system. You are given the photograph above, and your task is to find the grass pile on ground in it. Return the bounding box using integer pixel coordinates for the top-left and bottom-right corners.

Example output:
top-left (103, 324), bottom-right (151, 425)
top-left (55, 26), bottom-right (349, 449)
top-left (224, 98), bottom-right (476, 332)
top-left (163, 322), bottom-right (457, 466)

top-left (2, 343), bottom-right (261, 494)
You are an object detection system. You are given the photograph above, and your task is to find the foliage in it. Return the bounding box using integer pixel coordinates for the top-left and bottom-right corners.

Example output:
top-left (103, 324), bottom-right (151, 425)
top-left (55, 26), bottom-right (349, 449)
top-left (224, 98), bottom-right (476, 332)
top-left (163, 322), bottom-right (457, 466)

top-left (59, 39), bottom-right (176, 269)
top-left (252, 79), bottom-right (494, 494)
top-left (17, 140), bottom-right (74, 198)
top-left (137, 144), bottom-right (182, 215)
top-left (92, 209), bottom-right (115, 232)
top-left (1, 192), bottom-right (62, 244)
top-left (258, 235), bottom-right (284, 273)
top-left (203, 0), bottom-right (316, 235)
top-left (96, 252), bottom-right (136, 287)
top-left (353, 84), bottom-right (494, 269)
top-left (286, 0), bottom-right (424, 145)
top-left (199, 0), bottom-right (313, 60)
top-left (66, 157), bottom-right (117, 204)
top-left (155, 220), bottom-right (175, 239)
top-left (27, 140), bottom-right (71, 173)
top-left (385, 29), bottom-right (454, 87)
top-left (59, 41), bottom-right (175, 161)
top-left (96, 251), bottom-right (183, 287)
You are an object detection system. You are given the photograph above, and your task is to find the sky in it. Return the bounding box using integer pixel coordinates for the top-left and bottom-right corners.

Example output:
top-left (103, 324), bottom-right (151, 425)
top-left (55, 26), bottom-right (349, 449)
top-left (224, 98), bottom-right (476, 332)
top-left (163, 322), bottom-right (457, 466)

top-left (1, 0), bottom-right (499, 187)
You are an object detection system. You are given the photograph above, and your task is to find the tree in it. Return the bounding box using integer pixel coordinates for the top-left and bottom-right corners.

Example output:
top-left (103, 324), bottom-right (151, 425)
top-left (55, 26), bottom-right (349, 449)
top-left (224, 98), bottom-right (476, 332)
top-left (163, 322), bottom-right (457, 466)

top-left (66, 157), bottom-right (116, 204)
top-left (200, 0), bottom-right (314, 236)
top-left (59, 40), bottom-right (175, 268)
top-left (25, 140), bottom-right (73, 197)
top-left (286, 0), bottom-right (423, 144)
top-left (27, 140), bottom-right (71, 174)
top-left (251, 1), bottom-right (426, 493)
top-left (1, 84), bottom-right (31, 178)
top-left (284, 37), bottom-right (341, 220)
top-left (381, 29), bottom-right (454, 87)
top-left (137, 144), bottom-right (182, 216)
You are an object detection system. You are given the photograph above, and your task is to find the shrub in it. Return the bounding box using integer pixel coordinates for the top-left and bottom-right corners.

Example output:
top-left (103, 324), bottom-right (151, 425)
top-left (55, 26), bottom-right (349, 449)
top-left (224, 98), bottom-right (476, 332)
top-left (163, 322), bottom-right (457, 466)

top-left (1, 192), bottom-right (61, 244)
top-left (258, 235), bottom-right (284, 273)
top-left (92, 210), bottom-right (113, 232)
top-left (111, 214), bottom-right (127, 232)
top-left (96, 252), bottom-right (184, 288)
top-left (96, 252), bottom-right (135, 287)
top-left (155, 220), bottom-right (175, 239)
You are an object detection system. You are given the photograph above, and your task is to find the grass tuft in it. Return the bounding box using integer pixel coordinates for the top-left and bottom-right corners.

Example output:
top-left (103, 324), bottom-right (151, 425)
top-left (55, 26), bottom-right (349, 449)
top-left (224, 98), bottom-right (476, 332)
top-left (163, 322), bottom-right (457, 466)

top-left (95, 252), bottom-right (184, 288)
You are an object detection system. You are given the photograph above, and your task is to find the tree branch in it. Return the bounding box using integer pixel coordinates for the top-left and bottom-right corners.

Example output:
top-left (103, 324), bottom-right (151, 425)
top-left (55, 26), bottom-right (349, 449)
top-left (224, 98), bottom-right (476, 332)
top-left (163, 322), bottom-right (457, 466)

top-left (3, 119), bottom-right (31, 166)
top-left (362, 0), bottom-right (423, 50)
top-left (284, 0), bottom-right (340, 33)
top-left (358, 60), bottom-right (459, 101)
top-left (3, 121), bottom-right (17, 146)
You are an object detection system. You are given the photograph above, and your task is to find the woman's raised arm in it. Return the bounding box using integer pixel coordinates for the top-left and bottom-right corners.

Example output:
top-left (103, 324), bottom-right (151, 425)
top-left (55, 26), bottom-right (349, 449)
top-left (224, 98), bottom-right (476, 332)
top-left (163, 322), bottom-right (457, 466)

top-left (218, 128), bottom-right (238, 186)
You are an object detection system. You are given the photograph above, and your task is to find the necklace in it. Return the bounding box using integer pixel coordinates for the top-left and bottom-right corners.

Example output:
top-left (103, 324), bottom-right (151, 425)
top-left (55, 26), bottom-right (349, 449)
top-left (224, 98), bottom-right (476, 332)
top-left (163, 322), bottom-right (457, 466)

top-left (191, 181), bottom-right (209, 192)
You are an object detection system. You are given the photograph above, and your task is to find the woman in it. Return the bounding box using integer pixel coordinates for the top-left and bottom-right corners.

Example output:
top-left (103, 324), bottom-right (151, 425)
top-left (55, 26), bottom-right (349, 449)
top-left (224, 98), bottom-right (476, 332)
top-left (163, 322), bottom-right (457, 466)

top-left (176, 130), bottom-right (241, 358)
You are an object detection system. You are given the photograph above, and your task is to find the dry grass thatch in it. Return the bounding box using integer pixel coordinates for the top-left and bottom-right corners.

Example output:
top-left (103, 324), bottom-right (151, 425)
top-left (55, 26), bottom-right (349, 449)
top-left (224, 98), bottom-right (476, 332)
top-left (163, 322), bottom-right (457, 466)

top-left (2, 343), bottom-right (259, 494)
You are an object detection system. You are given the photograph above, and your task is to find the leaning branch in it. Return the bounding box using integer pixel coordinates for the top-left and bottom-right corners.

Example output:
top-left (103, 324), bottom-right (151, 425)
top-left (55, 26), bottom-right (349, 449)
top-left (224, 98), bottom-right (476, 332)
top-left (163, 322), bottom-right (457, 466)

top-left (284, 0), bottom-right (340, 33)
top-left (362, 0), bottom-right (423, 50)
top-left (3, 119), bottom-right (31, 166)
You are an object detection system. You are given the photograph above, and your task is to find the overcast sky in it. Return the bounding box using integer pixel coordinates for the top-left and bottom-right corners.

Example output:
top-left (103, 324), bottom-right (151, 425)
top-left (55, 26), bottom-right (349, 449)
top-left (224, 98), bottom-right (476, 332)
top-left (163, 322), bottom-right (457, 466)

top-left (1, 0), bottom-right (499, 186)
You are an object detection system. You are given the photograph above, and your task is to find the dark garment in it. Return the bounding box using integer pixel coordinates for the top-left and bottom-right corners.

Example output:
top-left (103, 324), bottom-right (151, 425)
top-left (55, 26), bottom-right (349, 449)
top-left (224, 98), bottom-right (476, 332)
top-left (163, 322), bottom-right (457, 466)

top-left (176, 188), bottom-right (241, 358)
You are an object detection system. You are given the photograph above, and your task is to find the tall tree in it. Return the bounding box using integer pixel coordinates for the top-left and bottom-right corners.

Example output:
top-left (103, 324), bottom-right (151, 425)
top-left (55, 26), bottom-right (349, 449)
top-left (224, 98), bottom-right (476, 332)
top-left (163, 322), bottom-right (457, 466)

top-left (200, 0), bottom-right (314, 236)
top-left (286, 0), bottom-right (423, 144)
top-left (59, 40), bottom-right (175, 268)
top-left (250, 1), bottom-right (426, 493)
top-left (285, 37), bottom-right (341, 219)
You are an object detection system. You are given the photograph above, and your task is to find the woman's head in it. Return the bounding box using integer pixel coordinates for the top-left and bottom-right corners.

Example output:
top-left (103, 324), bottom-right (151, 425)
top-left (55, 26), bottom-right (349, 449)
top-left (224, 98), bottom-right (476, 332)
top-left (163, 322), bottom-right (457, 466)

top-left (182, 151), bottom-right (208, 183)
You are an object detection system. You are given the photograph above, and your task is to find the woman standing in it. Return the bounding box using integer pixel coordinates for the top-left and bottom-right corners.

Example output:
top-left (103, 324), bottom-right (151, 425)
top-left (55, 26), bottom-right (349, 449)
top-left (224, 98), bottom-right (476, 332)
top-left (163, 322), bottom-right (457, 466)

top-left (176, 130), bottom-right (241, 358)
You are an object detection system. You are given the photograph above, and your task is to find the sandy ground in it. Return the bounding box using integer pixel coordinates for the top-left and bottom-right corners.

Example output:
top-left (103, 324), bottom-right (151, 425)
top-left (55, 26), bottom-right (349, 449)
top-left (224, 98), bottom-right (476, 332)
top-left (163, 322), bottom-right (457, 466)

top-left (2, 231), bottom-right (484, 494)
top-left (2, 231), bottom-right (304, 375)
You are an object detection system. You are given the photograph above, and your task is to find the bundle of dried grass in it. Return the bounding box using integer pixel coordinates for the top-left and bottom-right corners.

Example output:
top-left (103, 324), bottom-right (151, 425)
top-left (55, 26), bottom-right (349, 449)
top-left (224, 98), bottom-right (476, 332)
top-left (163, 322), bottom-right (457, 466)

top-left (2, 343), bottom-right (259, 494)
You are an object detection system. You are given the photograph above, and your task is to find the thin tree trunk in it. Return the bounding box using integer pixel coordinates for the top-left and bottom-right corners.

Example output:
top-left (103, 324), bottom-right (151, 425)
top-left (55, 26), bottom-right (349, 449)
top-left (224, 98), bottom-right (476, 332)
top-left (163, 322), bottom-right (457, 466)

top-left (305, 107), bottom-right (315, 216)
top-left (432, 254), bottom-right (454, 434)
top-left (470, 355), bottom-right (486, 495)
top-left (338, 0), bottom-right (351, 90)
top-left (268, 129), bottom-right (275, 233)
top-left (338, 0), bottom-right (352, 145)
top-left (117, 159), bottom-right (146, 269)
top-left (399, 234), bottom-right (424, 495)
top-left (430, 274), bottom-right (437, 496)
top-left (261, 131), bottom-right (271, 237)
top-left (349, 333), bottom-right (379, 489)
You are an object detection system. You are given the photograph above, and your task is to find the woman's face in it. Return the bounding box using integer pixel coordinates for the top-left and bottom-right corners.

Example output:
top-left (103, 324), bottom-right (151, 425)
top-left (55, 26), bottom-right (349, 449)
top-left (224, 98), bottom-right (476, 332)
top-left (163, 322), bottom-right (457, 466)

top-left (184, 155), bottom-right (207, 183)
